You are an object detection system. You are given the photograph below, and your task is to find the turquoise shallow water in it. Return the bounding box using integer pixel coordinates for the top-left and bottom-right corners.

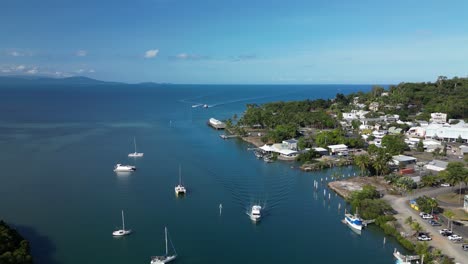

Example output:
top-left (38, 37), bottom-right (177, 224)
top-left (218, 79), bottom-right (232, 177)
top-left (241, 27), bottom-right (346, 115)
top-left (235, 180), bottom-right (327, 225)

top-left (0, 84), bottom-right (405, 263)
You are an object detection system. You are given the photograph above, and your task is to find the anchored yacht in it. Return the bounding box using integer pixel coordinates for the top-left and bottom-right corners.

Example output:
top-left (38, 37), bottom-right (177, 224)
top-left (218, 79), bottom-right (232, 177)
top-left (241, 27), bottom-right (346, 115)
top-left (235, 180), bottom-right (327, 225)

top-left (114, 164), bottom-right (136, 172)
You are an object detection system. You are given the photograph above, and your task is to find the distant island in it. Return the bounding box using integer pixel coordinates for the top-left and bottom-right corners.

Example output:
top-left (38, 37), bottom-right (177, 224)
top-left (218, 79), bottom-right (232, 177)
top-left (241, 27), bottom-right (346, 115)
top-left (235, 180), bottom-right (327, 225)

top-left (0, 76), bottom-right (169, 87)
top-left (0, 220), bottom-right (32, 263)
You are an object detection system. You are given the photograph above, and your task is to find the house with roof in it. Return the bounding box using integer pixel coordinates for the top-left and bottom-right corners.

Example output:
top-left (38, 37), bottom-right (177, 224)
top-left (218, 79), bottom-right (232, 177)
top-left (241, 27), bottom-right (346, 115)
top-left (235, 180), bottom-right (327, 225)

top-left (282, 139), bottom-right (298, 150)
top-left (425, 160), bottom-right (448, 172)
top-left (392, 155), bottom-right (417, 166)
top-left (430, 113), bottom-right (447, 124)
top-left (328, 144), bottom-right (348, 155)
top-left (259, 144), bottom-right (299, 160)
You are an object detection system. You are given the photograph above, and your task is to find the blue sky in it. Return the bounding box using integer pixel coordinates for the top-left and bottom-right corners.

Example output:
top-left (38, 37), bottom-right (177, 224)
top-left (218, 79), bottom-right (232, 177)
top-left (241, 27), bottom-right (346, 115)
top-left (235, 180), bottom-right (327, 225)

top-left (1, 0), bottom-right (468, 84)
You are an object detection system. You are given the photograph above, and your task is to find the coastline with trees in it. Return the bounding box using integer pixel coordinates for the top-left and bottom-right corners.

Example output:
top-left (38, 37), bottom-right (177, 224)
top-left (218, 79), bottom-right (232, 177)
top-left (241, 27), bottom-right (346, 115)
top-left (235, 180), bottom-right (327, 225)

top-left (226, 76), bottom-right (468, 263)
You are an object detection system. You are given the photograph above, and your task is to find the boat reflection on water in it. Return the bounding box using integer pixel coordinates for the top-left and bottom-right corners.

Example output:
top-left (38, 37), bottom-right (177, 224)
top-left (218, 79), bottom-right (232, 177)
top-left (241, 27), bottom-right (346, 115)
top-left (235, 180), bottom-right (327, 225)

top-left (115, 171), bottom-right (132, 177)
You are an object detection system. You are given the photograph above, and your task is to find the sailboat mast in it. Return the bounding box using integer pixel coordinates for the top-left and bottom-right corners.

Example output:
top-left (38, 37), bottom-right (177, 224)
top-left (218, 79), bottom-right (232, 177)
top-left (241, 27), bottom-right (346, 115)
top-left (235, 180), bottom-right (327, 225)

top-left (179, 165), bottom-right (182, 185)
top-left (122, 210), bottom-right (125, 230)
top-left (165, 227), bottom-right (168, 255)
top-left (134, 137), bottom-right (137, 153)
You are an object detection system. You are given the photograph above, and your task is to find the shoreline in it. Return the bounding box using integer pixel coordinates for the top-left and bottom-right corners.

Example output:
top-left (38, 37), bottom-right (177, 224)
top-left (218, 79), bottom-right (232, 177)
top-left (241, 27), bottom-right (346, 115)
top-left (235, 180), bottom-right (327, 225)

top-left (328, 177), bottom-right (467, 263)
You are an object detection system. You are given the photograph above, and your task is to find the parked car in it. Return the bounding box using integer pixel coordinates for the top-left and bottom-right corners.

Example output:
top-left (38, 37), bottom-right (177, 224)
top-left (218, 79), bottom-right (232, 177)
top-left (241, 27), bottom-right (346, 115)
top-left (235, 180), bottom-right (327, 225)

top-left (462, 244), bottom-right (468, 251)
top-left (418, 234), bottom-right (432, 241)
top-left (439, 229), bottom-right (450, 234)
top-left (428, 220), bottom-right (441, 226)
top-left (421, 214), bottom-right (433, 219)
top-left (440, 183), bottom-right (451, 187)
top-left (448, 234), bottom-right (463, 241)
top-left (419, 212), bottom-right (428, 217)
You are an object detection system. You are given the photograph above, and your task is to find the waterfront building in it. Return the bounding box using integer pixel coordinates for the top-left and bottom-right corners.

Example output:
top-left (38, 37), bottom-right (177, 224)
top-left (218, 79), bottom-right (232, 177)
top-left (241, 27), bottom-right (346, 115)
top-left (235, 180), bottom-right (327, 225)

top-left (327, 144), bottom-right (348, 155)
top-left (392, 155), bottom-right (417, 166)
top-left (282, 139), bottom-right (298, 150)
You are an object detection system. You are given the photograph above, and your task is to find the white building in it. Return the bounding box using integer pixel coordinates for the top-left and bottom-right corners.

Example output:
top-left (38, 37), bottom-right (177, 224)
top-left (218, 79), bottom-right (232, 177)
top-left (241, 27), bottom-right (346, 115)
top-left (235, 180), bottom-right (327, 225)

top-left (407, 127), bottom-right (426, 137)
top-left (369, 102), bottom-right (379, 112)
top-left (392, 155), bottom-right (417, 166)
top-left (430, 113), bottom-right (447, 124)
top-left (425, 121), bottom-right (468, 143)
top-left (342, 110), bottom-right (369, 121)
top-left (328, 144), bottom-right (348, 155)
top-left (259, 144), bottom-right (299, 160)
top-left (425, 160), bottom-right (448, 172)
top-left (282, 139), bottom-right (298, 150)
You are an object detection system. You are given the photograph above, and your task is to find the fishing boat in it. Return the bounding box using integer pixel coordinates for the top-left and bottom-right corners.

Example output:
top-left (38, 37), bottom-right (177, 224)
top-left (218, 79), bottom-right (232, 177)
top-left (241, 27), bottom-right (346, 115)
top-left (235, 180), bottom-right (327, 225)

top-left (203, 104), bottom-right (209, 108)
top-left (254, 150), bottom-right (263, 159)
top-left (174, 166), bottom-right (186, 196)
top-left (128, 137), bottom-right (144, 157)
top-left (393, 248), bottom-right (420, 264)
top-left (263, 156), bottom-right (273, 163)
top-left (250, 205), bottom-right (262, 222)
top-left (114, 164), bottom-right (136, 172)
top-left (112, 210), bottom-right (132, 236)
top-left (344, 208), bottom-right (363, 231)
top-left (150, 227), bottom-right (177, 264)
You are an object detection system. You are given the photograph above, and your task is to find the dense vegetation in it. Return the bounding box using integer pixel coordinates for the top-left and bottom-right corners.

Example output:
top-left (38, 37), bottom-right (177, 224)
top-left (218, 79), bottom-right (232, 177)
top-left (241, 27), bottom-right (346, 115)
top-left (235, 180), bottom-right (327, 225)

top-left (347, 76), bottom-right (468, 121)
top-left (235, 76), bottom-right (468, 149)
top-left (0, 221), bottom-right (33, 264)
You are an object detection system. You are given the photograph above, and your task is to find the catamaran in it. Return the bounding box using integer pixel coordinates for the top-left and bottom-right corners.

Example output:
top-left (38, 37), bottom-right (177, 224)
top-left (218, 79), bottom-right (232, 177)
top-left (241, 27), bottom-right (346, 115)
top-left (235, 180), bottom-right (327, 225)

top-left (150, 227), bottom-right (177, 264)
top-left (128, 137), bottom-right (144, 157)
top-left (112, 210), bottom-right (132, 236)
top-left (250, 205), bottom-right (262, 222)
top-left (174, 166), bottom-right (186, 195)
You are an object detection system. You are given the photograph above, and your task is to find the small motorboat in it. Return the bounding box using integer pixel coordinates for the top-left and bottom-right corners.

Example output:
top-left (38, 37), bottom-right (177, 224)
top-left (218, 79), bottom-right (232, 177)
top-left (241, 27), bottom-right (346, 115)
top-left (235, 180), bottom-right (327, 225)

top-left (114, 164), bottom-right (136, 172)
top-left (250, 205), bottom-right (262, 222)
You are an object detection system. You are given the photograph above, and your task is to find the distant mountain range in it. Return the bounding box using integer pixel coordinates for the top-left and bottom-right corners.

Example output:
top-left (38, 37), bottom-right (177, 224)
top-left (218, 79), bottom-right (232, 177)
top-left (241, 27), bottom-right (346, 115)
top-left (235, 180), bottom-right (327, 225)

top-left (0, 76), bottom-right (169, 87)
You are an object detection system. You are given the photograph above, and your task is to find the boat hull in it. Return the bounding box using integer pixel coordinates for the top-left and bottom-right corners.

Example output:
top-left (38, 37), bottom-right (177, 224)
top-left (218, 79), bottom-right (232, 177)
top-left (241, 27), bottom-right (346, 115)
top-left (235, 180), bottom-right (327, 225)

top-left (345, 214), bottom-right (363, 230)
top-left (128, 152), bottom-right (144, 157)
top-left (112, 229), bottom-right (132, 236)
top-left (150, 255), bottom-right (176, 264)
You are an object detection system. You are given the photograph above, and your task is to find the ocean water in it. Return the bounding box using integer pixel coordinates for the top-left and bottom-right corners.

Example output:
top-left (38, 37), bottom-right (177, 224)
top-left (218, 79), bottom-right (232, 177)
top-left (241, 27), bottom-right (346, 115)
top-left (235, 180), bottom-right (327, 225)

top-left (0, 84), bottom-right (405, 264)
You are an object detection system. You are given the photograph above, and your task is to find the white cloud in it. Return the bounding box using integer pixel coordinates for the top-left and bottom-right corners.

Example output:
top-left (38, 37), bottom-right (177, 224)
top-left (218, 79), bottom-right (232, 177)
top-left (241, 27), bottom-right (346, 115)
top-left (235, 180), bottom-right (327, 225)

top-left (75, 50), bottom-right (88, 57)
top-left (9, 51), bottom-right (24, 57)
top-left (173, 53), bottom-right (208, 60)
top-left (144, 49), bottom-right (159, 58)
top-left (88, 69), bottom-right (95, 73)
top-left (76, 69), bottom-right (85, 73)
top-left (176, 53), bottom-right (188, 59)
top-left (16, 65), bottom-right (26, 71)
top-left (26, 68), bottom-right (38, 74)
top-left (1, 69), bottom-right (11, 73)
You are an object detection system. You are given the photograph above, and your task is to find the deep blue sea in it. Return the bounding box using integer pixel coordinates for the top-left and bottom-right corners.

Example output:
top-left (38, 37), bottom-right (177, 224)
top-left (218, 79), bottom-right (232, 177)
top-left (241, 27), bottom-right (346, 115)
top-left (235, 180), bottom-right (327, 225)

top-left (0, 84), bottom-right (405, 264)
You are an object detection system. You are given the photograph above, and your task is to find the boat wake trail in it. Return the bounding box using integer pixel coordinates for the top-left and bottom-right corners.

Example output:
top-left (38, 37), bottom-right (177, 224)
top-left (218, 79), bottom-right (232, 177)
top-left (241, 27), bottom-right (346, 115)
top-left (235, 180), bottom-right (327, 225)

top-left (210, 165), bottom-right (295, 216)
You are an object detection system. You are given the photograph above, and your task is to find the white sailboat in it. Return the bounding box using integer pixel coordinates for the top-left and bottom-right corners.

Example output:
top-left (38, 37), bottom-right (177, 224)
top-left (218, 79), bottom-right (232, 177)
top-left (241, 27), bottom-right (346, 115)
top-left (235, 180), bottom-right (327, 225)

top-left (128, 137), bottom-right (144, 157)
top-left (150, 227), bottom-right (177, 264)
top-left (174, 166), bottom-right (186, 196)
top-left (112, 210), bottom-right (132, 236)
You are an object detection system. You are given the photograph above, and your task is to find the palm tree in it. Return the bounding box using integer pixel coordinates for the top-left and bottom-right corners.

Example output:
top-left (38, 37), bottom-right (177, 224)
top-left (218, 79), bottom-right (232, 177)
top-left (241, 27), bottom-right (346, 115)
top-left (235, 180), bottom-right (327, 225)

top-left (411, 222), bottom-right (422, 235)
top-left (427, 198), bottom-right (438, 215)
top-left (354, 154), bottom-right (370, 176)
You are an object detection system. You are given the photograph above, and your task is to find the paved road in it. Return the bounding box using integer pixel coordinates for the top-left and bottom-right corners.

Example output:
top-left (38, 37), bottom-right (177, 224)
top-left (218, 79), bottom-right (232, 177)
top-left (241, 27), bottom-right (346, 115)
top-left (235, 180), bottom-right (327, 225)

top-left (383, 186), bottom-right (467, 264)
